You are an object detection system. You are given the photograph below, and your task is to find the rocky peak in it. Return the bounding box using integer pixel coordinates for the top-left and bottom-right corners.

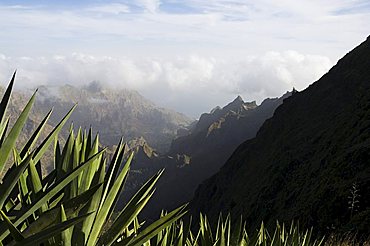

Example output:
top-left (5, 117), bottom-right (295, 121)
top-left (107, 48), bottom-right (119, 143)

top-left (84, 81), bottom-right (104, 93)
top-left (194, 96), bottom-right (257, 134)
top-left (235, 95), bottom-right (243, 102)
top-left (222, 95), bottom-right (244, 112)
top-left (126, 137), bottom-right (158, 159)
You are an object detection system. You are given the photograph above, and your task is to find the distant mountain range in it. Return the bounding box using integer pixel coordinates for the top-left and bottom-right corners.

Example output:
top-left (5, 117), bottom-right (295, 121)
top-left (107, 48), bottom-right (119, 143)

top-left (0, 82), bottom-right (191, 175)
top-left (34, 82), bottom-right (192, 153)
top-left (191, 36), bottom-right (370, 235)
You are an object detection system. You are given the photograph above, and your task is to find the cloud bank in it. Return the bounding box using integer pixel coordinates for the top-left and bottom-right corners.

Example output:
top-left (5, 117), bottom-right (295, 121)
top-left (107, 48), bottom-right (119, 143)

top-left (0, 51), bottom-right (332, 117)
top-left (0, 0), bottom-right (367, 116)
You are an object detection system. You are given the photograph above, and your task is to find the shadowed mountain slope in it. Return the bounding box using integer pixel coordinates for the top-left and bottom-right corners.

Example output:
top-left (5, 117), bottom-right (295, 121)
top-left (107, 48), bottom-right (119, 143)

top-left (129, 91), bottom-right (292, 220)
top-left (191, 36), bottom-right (370, 235)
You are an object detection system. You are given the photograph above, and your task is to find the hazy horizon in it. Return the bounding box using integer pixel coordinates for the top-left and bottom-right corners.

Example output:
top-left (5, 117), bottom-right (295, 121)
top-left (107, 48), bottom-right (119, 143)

top-left (0, 0), bottom-right (369, 117)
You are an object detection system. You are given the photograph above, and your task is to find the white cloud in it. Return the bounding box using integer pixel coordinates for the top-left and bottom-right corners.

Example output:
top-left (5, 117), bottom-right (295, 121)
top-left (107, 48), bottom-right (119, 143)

top-left (87, 3), bottom-right (130, 15)
top-left (136, 0), bottom-right (161, 13)
top-left (0, 1), bottom-right (368, 59)
top-left (0, 51), bottom-right (332, 116)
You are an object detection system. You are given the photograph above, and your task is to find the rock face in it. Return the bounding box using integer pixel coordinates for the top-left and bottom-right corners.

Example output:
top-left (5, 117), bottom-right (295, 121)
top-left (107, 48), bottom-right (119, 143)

top-left (169, 93), bottom-right (291, 160)
top-left (191, 37), bottom-right (370, 234)
top-left (131, 91), bottom-right (292, 221)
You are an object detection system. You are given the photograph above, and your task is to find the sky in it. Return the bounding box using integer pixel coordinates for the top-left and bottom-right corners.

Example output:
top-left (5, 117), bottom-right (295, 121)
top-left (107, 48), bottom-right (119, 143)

top-left (0, 0), bottom-right (369, 117)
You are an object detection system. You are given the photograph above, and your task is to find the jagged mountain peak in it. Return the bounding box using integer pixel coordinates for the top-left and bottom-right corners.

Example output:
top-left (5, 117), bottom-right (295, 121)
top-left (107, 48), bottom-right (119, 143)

top-left (194, 96), bottom-right (258, 134)
top-left (210, 106), bottom-right (221, 114)
top-left (234, 95), bottom-right (243, 102)
top-left (222, 95), bottom-right (247, 112)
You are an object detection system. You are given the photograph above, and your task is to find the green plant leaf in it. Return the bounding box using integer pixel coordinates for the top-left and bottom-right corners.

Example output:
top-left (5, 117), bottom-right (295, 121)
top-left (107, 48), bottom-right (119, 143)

top-left (86, 152), bottom-right (133, 246)
top-left (123, 204), bottom-right (187, 246)
top-left (0, 118), bottom-right (9, 147)
top-left (21, 184), bottom-right (102, 238)
top-left (15, 212), bottom-right (92, 246)
top-left (96, 189), bottom-right (155, 246)
top-left (0, 153), bottom-right (33, 208)
top-left (80, 133), bottom-right (102, 194)
top-left (79, 159), bottom-right (105, 244)
top-left (59, 204), bottom-right (72, 246)
top-left (0, 90), bottom-right (36, 174)
top-left (20, 109), bottom-right (52, 159)
top-left (104, 139), bottom-right (124, 193)
top-left (0, 150), bottom-right (105, 241)
top-left (33, 105), bottom-right (77, 165)
top-left (0, 71), bottom-right (15, 125)
top-left (98, 168), bottom-right (164, 246)
top-left (0, 210), bottom-right (24, 242)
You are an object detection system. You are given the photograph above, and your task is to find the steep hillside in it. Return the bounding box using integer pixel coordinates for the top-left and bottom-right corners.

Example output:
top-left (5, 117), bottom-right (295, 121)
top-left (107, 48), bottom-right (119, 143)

top-left (128, 92), bottom-right (292, 220)
top-left (191, 36), bottom-right (370, 235)
top-left (169, 92), bottom-right (291, 160)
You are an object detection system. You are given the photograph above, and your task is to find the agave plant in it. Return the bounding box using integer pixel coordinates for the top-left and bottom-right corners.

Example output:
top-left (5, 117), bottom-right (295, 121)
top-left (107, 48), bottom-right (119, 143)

top-left (0, 72), bottom-right (186, 245)
top-left (152, 214), bottom-right (325, 246)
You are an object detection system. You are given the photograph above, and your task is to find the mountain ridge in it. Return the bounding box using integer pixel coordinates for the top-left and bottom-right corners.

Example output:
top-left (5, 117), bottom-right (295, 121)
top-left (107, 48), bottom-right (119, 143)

top-left (32, 82), bottom-right (193, 152)
top-left (125, 91), bottom-right (293, 221)
top-left (190, 36), bottom-right (370, 234)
